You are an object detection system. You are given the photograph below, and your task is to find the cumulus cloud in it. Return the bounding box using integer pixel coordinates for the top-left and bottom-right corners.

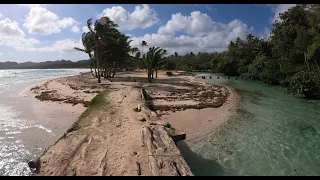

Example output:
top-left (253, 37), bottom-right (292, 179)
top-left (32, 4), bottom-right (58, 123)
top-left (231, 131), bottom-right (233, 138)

top-left (82, 26), bottom-right (89, 33)
top-left (99, 4), bottom-right (158, 30)
top-left (82, 25), bottom-right (95, 33)
top-left (0, 13), bottom-right (3, 18)
top-left (22, 5), bottom-right (78, 35)
top-left (130, 11), bottom-right (250, 55)
top-left (0, 18), bottom-right (40, 49)
top-left (17, 38), bottom-right (84, 54)
top-left (262, 27), bottom-right (271, 40)
top-left (71, 26), bottom-right (80, 33)
top-left (269, 4), bottom-right (296, 23)
top-left (0, 18), bottom-right (25, 37)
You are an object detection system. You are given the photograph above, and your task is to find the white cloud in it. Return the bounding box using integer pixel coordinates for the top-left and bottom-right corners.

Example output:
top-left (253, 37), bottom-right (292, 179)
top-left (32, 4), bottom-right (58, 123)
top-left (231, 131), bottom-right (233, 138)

top-left (17, 38), bottom-right (84, 56)
top-left (82, 25), bottom-right (94, 33)
top-left (261, 27), bottom-right (271, 40)
top-left (269, 4), bottom-right (296, 23)
top-left (130, 11), bottom-right (250, 56)
top-left (71, 25), bottom-right (80, 33)
top-left (99, 4), bottom-right (158, 30)
top-left (23, 5), bottom-right (78, 35)
top-left (0, 52), bottom-right (3, 56)
top-left (45, 39), bottom-right (83, 53)
top-left (0, 13), bottom-right (3, 19)
top-left (82, 26), bottom-right (89, 32)
top-left (0, 17), bottom-right (83, 57)
top-left (0, 18), bottom-right (40, 49)
top-left (0, 18), bottom-right (25, 37)
top-left (157, 11), bottom-right (245, 38)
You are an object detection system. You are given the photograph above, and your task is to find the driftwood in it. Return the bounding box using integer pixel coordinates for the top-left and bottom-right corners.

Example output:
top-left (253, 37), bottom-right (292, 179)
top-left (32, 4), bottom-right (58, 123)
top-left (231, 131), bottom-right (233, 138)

top-left (145, 126), bottom-right (160, 176)
top-left (168, 161), bottom-right (180, 176)
top-left (143, 125), bottom-right (193, 176)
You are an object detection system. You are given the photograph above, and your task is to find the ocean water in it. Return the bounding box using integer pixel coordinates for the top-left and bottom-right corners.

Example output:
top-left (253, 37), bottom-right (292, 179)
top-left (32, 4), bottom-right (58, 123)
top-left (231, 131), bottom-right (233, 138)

top-left (179, 73), bottom-right (320, 176)
top-left (0, 69), bottom-right (86, 176)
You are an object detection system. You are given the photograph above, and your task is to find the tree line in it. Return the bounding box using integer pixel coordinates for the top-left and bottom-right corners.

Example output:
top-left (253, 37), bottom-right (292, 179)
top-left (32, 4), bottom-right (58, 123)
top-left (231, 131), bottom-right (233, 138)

top-left (75, 4), bottom-right (320, 99)
top-left (163, 4), bottom-right (320, 99)
top-left (0, 60), bottom-right (90, 69)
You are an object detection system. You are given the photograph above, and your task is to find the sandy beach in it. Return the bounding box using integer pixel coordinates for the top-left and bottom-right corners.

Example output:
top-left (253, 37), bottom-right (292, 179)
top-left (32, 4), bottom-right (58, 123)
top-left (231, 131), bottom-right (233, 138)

top-left (25, 70), bottom-right (238, 176)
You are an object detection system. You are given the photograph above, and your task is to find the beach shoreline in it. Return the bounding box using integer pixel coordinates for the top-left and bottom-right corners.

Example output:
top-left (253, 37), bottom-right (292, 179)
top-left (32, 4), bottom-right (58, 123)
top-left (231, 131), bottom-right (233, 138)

top-left (25, 70), bottom-right (239, 176)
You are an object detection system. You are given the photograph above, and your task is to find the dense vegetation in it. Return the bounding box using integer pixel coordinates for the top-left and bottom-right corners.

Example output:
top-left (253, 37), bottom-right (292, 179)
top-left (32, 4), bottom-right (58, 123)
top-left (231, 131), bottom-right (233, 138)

top-left (163, 4), bottom-right (320, 99)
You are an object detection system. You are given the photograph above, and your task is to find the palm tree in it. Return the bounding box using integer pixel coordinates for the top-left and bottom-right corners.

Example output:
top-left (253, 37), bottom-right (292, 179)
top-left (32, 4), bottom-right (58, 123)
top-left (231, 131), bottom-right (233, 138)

top-left (100, 32), bottom-right (137, 78)
top-left (86, 16), bottom-right (119, 83)
top-left (253, 40), bottom-right (272, 57)
top-left (246, 33), bottom-right (254, 43)
top-left (141, 40), bottom-right (148, 55)
top-left (154, 49), bottom-right (167, 78)
top-left (74, 32), bottom-right (96, 77)
top-left (135, 46), bottom-right (167, 82)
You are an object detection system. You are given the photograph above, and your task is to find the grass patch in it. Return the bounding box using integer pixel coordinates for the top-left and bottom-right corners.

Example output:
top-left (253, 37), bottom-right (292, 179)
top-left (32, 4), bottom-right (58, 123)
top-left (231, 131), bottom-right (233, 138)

top-left (67, 90), bottom-right (109, 133)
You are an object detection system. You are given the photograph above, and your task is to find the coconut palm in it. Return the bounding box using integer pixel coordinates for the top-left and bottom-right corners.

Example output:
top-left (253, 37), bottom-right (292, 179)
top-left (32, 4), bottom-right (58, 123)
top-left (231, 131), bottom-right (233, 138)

top-left (100, 32), bottom-right (138, 78)
top-left (74, 32), bottom-right (97, 77)
top-left (141, 40), bottom-right (148, 55)
top-left (85, 16), bottom-right (119, 83)
top-left (253, 40), bottom-right (273, 57)
top-left (135, 46), bottom-right (167, 82)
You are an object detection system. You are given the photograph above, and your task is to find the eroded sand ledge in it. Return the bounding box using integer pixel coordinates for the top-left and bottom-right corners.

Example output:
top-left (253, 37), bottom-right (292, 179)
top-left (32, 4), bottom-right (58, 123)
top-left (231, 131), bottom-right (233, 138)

top-left (26, 70), bottom-right (238, 176)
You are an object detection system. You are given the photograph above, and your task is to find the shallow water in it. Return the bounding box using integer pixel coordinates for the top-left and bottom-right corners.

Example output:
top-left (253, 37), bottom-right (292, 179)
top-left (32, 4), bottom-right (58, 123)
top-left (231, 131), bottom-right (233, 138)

top-left (0, 69), bottom-right (87, 176)
top-left (179, 73), bottom-right (320, 176)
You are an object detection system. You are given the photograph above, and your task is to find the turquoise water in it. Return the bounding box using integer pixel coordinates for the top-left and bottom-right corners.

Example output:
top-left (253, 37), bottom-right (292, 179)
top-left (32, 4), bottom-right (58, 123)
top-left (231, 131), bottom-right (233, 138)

top-left (0, 69), bottom-right (86, 176)
top-left (179, 73), bottom-right (320, 176)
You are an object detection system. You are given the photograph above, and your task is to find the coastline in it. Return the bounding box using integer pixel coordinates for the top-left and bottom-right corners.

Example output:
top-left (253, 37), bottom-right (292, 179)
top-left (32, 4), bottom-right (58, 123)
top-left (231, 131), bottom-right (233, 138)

top-left (25, 70), bottom-right (239, 176)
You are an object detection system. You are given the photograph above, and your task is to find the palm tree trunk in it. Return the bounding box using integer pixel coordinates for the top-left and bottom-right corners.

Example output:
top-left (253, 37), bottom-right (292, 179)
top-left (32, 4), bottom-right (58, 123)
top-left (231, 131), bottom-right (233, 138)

top-left (156, 69), bottom-right (158, 78)
top-left (90, 67), bottom-right (94, 77)
top-left (152, 70), bottom-right (154, 79)
top-left (147, 68), bottom-right (152, 83)
top-left (96, 47), bottom-right (101, 83)
top-left (313, 58), bottom-right (320, 73)
top-left (88, 53), bottom-right (96, 77)
top-left (104, 69), bottom-right (107, 78)
top-left (94, 68), bottom-right (97, 77)
top-left (304, 52), bottom-right (311, 71)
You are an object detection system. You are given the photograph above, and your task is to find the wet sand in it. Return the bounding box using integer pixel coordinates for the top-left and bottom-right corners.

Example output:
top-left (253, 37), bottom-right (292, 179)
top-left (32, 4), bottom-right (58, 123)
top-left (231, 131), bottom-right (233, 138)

top-left (161, 85), bottom-right (239, 138)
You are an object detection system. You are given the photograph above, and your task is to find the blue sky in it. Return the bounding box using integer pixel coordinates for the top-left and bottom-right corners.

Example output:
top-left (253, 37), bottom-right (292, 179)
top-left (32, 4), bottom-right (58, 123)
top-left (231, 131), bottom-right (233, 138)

top-left (0, 4), bottom-right (296, 62)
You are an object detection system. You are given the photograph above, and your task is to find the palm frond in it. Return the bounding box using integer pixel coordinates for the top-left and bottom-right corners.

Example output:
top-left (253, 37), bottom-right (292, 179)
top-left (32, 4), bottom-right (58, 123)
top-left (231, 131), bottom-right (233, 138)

top-left (74, 47), bottom-right (86, 52)
top-left (87, 18), bottom-right (95, 33)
